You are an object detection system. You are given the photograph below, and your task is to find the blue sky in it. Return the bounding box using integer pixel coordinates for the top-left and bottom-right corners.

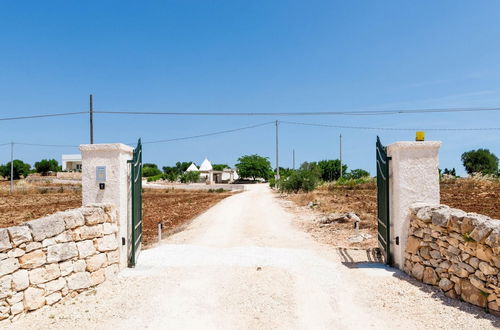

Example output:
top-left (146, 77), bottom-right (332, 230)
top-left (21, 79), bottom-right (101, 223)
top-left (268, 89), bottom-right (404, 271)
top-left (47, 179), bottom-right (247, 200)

top-left (1, 1), bottom-right (499, 175)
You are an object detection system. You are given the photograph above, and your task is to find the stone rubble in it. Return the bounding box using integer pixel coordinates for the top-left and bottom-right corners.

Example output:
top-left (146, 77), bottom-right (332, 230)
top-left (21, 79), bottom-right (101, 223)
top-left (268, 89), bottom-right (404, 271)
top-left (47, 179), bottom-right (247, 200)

top-left (405, 204), bottom-right (500, 315)
top-left (0, 204), bottom-right (120, 320)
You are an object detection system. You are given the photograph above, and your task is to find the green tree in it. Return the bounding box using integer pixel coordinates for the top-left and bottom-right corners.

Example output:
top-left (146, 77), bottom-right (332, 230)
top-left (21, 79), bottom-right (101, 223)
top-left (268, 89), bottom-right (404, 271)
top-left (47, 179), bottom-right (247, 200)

top-left (235, 154), bottom-right (272, 181)
top-left (34, 159), bottom-right (60, 175)
top-left (461, 149), bottom-right (499, 175)
top-left (142, 163), bottom-right (162, 177)
top-left (0, 160), bottom-right (31, 180)
top-left (280, 169), bottom-right (319, 193)
top-left (317, 159), bottom-right (347, 181)
top-left (180, 171), bottom-right (200, 183)
top-left (442, 168), bottom-right (457, 177)
top-left (299, 162), bottom-right (322, 178)
top-left (347, 169), bottom-right (370, 179)
top-left (213, 164), bottom-right (229, 171)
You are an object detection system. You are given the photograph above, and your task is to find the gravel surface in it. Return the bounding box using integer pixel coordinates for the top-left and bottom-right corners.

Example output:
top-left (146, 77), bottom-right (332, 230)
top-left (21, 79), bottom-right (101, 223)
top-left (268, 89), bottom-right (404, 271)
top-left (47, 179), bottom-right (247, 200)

top-left (4, 184), bottom-right (498, 329)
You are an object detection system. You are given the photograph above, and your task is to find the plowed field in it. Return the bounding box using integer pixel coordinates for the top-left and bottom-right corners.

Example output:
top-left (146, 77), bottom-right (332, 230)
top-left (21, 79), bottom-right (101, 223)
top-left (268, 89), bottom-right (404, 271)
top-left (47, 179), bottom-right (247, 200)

top-left (0, 184), bottom-right (232, 248)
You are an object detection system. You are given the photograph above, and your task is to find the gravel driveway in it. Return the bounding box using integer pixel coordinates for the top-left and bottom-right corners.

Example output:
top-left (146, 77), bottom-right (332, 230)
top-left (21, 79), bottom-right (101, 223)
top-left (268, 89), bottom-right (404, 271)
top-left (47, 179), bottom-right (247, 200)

top-left (4, 184), bottom-right (498, 329)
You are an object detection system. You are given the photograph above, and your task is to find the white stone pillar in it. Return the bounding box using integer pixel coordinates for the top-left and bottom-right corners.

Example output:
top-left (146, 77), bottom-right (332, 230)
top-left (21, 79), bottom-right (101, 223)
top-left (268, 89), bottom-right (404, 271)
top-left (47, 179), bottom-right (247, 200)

top-left (387, 141), bottom-right (441, 269)
top-left (80, 144), bottom-right (133, 268)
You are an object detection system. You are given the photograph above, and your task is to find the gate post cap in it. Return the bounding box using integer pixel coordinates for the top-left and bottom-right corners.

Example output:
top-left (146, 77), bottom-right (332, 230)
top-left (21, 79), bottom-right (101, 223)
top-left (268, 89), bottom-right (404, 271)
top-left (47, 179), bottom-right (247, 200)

top-left (80, 143), bottom-right (133, 153)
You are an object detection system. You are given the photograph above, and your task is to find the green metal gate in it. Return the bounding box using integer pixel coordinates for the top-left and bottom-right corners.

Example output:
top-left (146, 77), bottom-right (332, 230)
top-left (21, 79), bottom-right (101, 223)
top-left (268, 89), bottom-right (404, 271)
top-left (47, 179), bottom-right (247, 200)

top-left (376, 136), bottom-right (391, 265)
top-left (128, 139), bottom-right (143, 267)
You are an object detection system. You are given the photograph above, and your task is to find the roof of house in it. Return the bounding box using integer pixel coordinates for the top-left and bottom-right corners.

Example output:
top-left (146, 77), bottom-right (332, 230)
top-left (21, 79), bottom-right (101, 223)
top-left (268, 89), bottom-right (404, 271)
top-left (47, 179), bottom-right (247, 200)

top-left (186, 163), bottom-right (199, 172)
top-left (62, 154), bottom-right (82, 161)
top-left (199, 158), bottom-right (213, 171)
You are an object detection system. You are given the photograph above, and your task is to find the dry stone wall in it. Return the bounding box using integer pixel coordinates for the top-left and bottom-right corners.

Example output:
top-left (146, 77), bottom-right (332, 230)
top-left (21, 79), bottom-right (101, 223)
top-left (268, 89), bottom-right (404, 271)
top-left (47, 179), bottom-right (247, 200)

top-left (404, 204), bottom-right (500, 314)
top-left (0, 204), bottom-right (120, 320)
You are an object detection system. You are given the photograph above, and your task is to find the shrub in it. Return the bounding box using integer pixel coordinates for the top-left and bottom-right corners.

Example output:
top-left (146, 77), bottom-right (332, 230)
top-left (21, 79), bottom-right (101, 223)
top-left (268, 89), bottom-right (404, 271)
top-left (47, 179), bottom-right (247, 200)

top-left (34, 159), bottom-right (60, 175)
top-left (461, 149), bottom-right (499, 176)
top-left (147, 174), bottom-right (164, 182)
top-left (180, 171), bottom-right (200, 183)
top-left (0, 160), bottom-right (31, 180)
top-left (280, 170), bottom-right (319, 193)
top-left (142, 164), bottom-right (162, 177)
top-left (346, 169), bottom-right (370, 179)
top-left (212, 164), bottom-right (229, 171)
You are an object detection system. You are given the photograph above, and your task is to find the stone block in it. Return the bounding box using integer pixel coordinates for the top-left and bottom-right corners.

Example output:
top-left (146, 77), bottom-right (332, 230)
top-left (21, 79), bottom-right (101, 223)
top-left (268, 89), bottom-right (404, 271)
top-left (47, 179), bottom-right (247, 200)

top-left (45, 292), bottom-right (62, 305)
top-left (82, 207), bottom-right (106, 225)
top-left (86, 253), bottom-right (107, 272)
top-left (62, 209), bottom-right (85, 229)
top-left (460, 279), bottom-right (487, 308)
top-left (72, 225), bottom-right (104, 241)
top-left (54, 231), bottom-right (72, 243)
top-left (476, 245), bottom-right (493, 262)
top-left (42, 238), bottom-right (56, 247)
top-left (47, 242), bottom-right (78, 263)
top-left (7, 291), bottom-right (23, 305)
top-left (77, 240), bottom-right (96, 259)
top-left (59, 260), bottom-right (73, 276)
top-left (25, 242), bottom-right (42, 252)
top-left (406, 236), bottom-right (421, 254)
top-left (0, 257), bottom-right (20, 276)
top-left (7, 248), bottom-right (25, 258)
top-left (0, 229), bottom-right (12, 252)
top-left (27, 213), bottom-right (65, 241)
top-left (0, 275), bottom-right (12, 299)
top-left (12, 269), bottom-right (29, 291)
top-left (470, 221), bottom-right (495, 243)
top-left (97, 235), bottom-right (118, 252)
top-left (66, 272), bottom-right (91, 290)
top-left (90, 268), bottom-right (105, 286)
top-left (412, 263), bottom-right (425, 281)
top-left (438, 278), bottom-right (454, 291)
top-left (106, 250), bottom-right (120, 264)
top-left (29, 263), bottom-right (60, 285)
top-left (10, 301), bottom-right (23, 315)
top-left (73, 260), bottom-right (86, 273)
top-left (7, 226), bottom-right (32, 246)
top-left (0, 301), bottom-right (9, 320)
top-left (42, 277), bottom-right (66, 294)
top-left (431, 208), bottom-right (452, 227)
top-left (24, 287), bottom-right (45, 311)
top-left (479, 261), bottom-right (497, 275)
top-left (104, 264), bottom-right (119, 279)
top-left (423, 267), bottom-right (438, 285)
top-left (468, 257), bottom-right (480, 269)
top-left (485, 228), bottom-right (500, 248)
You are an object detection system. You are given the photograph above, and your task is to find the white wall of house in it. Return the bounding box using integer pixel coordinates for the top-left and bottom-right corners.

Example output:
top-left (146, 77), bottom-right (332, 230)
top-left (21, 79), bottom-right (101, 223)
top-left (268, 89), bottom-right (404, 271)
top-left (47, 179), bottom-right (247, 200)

top-left (62, 154), bottom-right (82, 171)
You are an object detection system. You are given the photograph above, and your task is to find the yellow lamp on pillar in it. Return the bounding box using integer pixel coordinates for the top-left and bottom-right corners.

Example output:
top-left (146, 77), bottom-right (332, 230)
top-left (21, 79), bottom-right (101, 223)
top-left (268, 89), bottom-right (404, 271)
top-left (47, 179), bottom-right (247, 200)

top-left (416, 131), bottom-right (425, 141)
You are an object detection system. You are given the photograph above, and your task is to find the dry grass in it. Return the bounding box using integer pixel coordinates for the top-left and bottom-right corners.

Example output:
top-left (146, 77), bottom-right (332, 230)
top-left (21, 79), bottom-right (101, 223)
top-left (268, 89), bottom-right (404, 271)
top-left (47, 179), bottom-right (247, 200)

top-left (285, 177), bottom-right (500, 249)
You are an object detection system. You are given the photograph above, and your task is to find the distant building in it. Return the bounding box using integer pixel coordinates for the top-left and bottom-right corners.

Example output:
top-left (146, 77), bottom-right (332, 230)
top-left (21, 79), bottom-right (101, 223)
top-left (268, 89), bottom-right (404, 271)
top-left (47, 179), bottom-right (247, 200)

top-left (62, 154), bottom-right (82, 172)
top-left (186, 158), bottom-right (239, 184)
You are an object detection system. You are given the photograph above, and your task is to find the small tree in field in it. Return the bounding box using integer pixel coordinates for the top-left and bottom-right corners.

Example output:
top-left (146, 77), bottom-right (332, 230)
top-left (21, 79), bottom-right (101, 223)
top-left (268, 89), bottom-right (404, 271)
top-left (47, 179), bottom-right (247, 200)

top-left (34, 159), bottom-right (60, 175)
top-left (235, 154), bottom-right (272, 181)
top-left (180, 171), bottom-right (200, 183)
top-left (461, 149), bottom-right (499, 175)
top-left (0, 160), bottom-right (31, 180)
top-left (347, 169), bottom-right (370, 179)
top-left (142, 163), bottom-right (162, 177)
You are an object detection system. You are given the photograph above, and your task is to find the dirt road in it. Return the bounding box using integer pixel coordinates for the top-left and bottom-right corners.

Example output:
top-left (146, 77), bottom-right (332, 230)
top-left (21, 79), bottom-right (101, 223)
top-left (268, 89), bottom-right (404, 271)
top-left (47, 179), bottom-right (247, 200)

top-left (6, 185), bottom-right (498, 329)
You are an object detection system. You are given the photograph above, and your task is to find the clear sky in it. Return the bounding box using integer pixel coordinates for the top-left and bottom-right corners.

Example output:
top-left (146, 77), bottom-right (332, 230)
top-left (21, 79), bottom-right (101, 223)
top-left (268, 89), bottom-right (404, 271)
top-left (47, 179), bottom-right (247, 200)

top-left (1, 1), bottom-right (499, 175)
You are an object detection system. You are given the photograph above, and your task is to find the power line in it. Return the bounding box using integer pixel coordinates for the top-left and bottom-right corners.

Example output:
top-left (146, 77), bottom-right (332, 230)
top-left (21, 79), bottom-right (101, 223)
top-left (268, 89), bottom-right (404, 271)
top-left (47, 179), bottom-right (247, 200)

top-left (0, 112), bottom-right (87, 121)
top-left (141, 121), bottom-right (275, 145)
top-left (281, 120), bottom-right (500, 131)
top-left (95, 107), bottom-right (500, 116)
top-left (0, 106), bottom-right (500, 122)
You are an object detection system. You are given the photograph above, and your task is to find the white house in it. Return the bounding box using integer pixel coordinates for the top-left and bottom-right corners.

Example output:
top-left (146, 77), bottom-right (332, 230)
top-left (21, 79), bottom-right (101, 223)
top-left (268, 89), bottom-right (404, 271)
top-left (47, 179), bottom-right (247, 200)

top-left (186, 158), bottom-right (239, 184)
top-left (62, 154), bottom-right (82, 171)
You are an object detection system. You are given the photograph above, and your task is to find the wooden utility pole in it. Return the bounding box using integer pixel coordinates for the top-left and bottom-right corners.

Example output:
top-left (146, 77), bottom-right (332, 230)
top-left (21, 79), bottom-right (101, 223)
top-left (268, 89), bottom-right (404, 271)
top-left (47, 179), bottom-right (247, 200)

top-left (10, 142), bottom-right (13, 193)
top-left (275, 120), bottom-right (280, 180)
top-left (90, 94), bottom-right (94, 144)
top-left (339, 134), bottom-right (343, 178)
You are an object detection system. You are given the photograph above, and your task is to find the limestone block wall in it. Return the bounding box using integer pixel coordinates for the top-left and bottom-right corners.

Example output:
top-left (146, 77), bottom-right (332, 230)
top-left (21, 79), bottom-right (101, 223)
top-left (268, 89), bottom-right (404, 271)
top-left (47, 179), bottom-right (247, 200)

top-left (404, 204), bottom-right (500, 314)
top-left (0, 204), bottom-right (120, 320)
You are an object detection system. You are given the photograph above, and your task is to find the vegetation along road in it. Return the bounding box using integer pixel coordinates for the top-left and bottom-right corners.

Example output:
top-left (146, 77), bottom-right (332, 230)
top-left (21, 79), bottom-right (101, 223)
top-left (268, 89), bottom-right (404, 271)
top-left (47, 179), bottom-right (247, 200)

top-left (7, 184), bottom-right (498, 329)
